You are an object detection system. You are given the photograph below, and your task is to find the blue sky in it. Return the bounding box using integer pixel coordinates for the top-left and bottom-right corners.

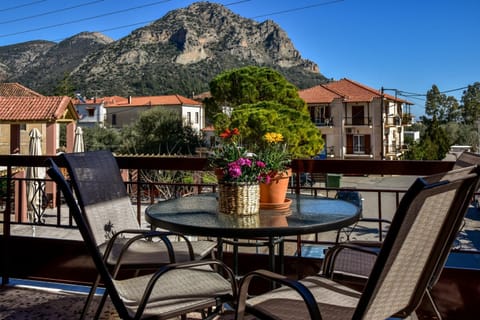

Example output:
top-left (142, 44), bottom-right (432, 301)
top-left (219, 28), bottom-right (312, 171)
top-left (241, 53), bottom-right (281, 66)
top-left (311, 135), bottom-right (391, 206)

top-left (1, 0), bottom-right (479, 117)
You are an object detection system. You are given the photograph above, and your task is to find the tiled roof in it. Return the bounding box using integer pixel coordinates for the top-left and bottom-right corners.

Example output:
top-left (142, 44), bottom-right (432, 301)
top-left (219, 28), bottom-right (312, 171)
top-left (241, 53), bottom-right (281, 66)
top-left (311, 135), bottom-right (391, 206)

top-left (0, 96), bottom-right (76, 122)
top-left (104, 95), bottom-right (201, 108)
top-left (298, 85), bottom-right (342, 103)
top-left (324, 78), bottom-right (410, 104)
top-left (73, 96), bottom-right (128, 105)
top-left (0, 83), bottom-right (44, 97)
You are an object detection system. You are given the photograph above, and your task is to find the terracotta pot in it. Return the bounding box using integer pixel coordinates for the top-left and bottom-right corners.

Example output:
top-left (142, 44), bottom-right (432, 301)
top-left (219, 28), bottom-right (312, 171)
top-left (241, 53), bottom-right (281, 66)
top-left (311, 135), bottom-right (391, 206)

top-left (260, 168), bottom-right (292, 204)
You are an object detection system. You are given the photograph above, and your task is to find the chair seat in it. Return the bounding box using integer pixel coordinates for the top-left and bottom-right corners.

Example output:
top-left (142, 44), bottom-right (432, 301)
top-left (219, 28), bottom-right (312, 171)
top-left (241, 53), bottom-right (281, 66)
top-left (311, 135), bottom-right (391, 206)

top-left (247, 276), bottom-right (360, 320)
top-left (114, 265), bottom-right (233, 319)
top-left (100, 238), bottom-right (217, 266)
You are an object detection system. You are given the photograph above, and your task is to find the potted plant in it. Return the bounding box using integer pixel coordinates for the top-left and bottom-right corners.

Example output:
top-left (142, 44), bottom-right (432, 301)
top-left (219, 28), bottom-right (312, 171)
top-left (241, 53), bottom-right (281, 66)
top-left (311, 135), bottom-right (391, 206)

top-left (256, 132), bottom-right (292, 206)
top-left (210, 128), bottom-right (268, 215)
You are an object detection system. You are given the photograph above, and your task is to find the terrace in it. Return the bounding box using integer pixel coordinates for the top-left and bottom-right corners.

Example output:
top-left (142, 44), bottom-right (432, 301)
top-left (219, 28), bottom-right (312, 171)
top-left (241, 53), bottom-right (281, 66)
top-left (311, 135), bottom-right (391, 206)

top-left (1, 155), bottom-right (479, 319)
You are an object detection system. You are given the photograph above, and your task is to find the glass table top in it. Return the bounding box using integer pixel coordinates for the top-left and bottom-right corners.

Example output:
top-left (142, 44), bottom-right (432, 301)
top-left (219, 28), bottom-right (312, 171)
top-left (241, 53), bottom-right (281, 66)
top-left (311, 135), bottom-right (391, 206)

top-left (145, 194), bottom-right (361, 238)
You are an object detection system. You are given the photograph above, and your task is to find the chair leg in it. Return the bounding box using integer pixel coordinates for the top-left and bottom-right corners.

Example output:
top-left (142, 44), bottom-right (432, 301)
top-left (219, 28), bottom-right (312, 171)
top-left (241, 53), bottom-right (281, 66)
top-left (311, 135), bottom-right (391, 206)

top-left (425, 290), bottom-right (443, 320)
top-left (80, 274), bottom-right (101, 320)
top-left (94, 289), bottom-right (110, 320)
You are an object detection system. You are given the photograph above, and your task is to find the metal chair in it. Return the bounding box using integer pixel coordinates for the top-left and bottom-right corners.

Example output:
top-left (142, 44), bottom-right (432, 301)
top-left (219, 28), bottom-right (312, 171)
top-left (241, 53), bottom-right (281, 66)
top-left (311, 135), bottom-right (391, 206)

top-left (235, 166), bottom-right (480, 320)
top-left (47, 152), bottom-right (234, 319)
top-left (326, 152), bottom-right (480, 282)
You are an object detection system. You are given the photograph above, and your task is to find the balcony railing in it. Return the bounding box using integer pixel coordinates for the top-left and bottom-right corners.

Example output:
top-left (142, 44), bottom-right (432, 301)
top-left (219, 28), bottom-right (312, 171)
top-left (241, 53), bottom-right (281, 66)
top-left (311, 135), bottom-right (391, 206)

top-left (344, 117), bottom-right (372, 126)
top-left (1, 154), bottom-right (478, 317)
top-left (312, 117), bottom-right (334, 127)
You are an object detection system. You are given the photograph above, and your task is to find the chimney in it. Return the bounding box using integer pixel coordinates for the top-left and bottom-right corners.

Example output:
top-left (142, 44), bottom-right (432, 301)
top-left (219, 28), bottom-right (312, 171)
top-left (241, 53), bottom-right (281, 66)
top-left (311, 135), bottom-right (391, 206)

top-left (128, 96), bottom-right (132, 104)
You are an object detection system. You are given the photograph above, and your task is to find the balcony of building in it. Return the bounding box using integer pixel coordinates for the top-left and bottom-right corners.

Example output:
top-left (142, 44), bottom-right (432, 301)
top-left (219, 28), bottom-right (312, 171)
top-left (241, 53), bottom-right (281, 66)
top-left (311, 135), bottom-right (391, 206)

top-left (1, 155), bottom-right (479, 319)
top-left (344, 116), bottom-right (372, 127)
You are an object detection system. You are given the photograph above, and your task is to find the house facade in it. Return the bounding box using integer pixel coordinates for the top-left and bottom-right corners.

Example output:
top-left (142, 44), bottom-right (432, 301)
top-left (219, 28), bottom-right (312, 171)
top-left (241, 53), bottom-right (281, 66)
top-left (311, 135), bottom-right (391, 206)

top-left (97, 95), bottom-right (205, 132)
top-left (74, 95), bottom-right (108, 128)
top-left (0, 83), bottom-right (79, 155)
top-left (299, 78), bottom-right (412, 160)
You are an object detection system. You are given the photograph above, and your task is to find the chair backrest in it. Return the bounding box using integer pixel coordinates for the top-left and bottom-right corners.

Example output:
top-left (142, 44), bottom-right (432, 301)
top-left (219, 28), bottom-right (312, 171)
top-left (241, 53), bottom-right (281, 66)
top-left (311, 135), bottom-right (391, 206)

top-left (353, 166), bottom-right (479, 319)
top-left (58, 151), bottom-right (140, 246)
top-left (46, 158), bottom-right (132, 318)
top-left (453, 151), bottom-right (480, 169)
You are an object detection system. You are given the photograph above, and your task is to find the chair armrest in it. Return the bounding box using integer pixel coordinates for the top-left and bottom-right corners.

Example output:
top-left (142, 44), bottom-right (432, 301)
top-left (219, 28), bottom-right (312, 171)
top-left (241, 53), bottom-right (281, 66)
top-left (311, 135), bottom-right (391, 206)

top-left (136, 259), bottom-right (238, 318)
top-left (106, 231), bottom-right (180, 276)
top-left (235, 269), bottom-right (321, 320)
top-left (106, 229), bottom-right (195, 265)
top-left (323, 243), bottom-right (379, 279)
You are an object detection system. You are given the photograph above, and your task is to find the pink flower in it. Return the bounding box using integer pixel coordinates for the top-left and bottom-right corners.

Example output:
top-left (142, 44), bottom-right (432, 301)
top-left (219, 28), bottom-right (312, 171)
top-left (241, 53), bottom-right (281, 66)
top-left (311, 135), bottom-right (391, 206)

top-left (228, 163), bottom-right (242, 178)
top-left (256, 161), bottom-right (266, 168)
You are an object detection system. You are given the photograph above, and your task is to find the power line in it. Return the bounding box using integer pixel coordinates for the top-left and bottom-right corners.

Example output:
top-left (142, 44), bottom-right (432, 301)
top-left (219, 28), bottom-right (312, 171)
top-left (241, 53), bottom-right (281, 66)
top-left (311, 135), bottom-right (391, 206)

top-left (399, 86), bottom-right (469, 98)
top-left (50, 1), bottom-right (254, 42)
top-left (0, 0), bottom-right (106, 25)
top-left (250, 0), bottom-right (344, 19)
top-left (0, 0), bottom-right (46, 13)
top-left (0, 0), bottom-right (174, 38)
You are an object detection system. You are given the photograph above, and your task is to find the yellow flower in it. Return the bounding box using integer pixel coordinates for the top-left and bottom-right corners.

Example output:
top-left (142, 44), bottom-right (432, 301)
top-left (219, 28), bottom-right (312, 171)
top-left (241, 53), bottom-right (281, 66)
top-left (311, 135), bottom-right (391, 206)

top-left (264, 132), bottom-right (283, 144)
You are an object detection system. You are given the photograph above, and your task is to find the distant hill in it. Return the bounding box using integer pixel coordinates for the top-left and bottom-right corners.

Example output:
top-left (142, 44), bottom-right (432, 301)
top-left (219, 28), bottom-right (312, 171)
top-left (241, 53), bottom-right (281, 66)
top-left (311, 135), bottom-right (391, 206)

top-left (0, 1), bottom-right (327, 97)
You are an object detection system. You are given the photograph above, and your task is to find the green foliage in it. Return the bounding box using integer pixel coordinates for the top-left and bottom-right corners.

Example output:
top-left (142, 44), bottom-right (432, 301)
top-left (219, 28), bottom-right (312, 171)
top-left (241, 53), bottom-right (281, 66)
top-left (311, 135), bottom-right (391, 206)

top-left (119, 108), bottom-right (204, 155)
top-left (425, 85), bottom-right (460, 123)
top-left (53, 72), bottom-right (75, 97)
top-left (83, 125), bottom-right (122, 152)
top-left (209, 66), bottom-right (323, 158)
top-left (405, 117), bottom-right (450, 160)
top-left (461, 82), bottom-right (480, 125)
top-left (209, 66), bottom-right (306, 112)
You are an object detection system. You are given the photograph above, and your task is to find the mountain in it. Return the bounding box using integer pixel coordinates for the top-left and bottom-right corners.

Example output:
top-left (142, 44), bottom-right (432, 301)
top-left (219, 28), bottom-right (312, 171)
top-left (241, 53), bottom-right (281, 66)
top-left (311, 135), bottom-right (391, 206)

top-left (1, 2), bottom-right (327, 97)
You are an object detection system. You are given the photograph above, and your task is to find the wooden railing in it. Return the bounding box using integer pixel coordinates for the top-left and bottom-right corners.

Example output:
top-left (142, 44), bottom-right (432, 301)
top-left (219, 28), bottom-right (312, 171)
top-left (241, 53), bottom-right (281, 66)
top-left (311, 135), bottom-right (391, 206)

top-left (0, 154), bottom-right (460, 284)
top-left (2, 155), bottom-right (478, 319)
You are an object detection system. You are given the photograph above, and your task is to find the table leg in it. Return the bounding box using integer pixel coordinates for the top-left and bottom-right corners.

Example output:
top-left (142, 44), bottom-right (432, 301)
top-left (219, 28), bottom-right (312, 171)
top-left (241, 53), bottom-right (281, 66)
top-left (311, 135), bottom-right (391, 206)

top-left (268, 236), bottom-right (275, 273)
top-left (216, 237), bottom-right (223, 261)
top-left (233, 238), bottom-right (239, 275)
top-left (279, 238), bottom-right (285, 275)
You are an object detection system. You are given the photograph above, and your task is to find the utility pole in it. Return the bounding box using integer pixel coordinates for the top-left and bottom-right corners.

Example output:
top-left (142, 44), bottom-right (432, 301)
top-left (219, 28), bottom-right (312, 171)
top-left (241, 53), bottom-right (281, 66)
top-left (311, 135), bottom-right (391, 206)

top-left (380, 87), bottom-right (384, 160)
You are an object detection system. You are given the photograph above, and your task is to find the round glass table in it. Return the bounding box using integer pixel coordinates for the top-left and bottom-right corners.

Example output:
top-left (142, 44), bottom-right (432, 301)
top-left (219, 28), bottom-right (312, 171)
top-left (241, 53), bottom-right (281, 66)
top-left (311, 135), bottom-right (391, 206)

top-left (145, 193), bottom-right (361, 274)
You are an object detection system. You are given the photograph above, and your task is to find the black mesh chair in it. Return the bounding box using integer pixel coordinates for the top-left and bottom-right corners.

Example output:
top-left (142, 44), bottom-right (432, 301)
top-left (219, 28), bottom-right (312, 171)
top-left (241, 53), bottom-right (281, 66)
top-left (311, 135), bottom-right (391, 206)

top-left (46, 152), bottom-right (236, 319)
top-left (235, 166), bottom-right (479, 320)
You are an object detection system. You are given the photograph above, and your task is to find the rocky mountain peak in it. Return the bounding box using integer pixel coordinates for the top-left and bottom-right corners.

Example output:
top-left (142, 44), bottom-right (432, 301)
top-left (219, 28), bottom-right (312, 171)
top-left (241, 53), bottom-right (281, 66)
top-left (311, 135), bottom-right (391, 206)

top-left (1, 1), bottom-right (325, 96)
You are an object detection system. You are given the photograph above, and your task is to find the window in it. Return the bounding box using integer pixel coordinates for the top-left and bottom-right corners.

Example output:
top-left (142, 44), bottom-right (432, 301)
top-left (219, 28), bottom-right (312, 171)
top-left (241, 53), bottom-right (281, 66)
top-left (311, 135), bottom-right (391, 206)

top-left (112, 114), bottom-right (117, 126)
top-left (309, 105), bottom-right (330, 126)
top-left (346, 134), bottom-right (371, 155)
top-left (353, 135), bottom-right (365, 153)
top-left (351, 106), bottom-right (364, 125)
top-left (195, 112), bottom-right (199, 124)
top-left (187, 112), bottom-right (192, 125)
top-left (86, 107), bottom-right (95, 117)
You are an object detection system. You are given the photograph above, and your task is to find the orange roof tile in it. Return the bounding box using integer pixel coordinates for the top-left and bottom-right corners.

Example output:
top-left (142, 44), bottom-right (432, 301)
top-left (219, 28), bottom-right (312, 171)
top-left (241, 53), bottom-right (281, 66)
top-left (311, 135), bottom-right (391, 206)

top-left (0, 96), bottom-right (76, 122)
top-left (104, 94), bottom-right (201, 108)
top-left (298, 85), bottom-right (343, 103)
top-left (324, 78), bottom-right (411, 104)
top-left (0, 83), bottom-right (44, 97)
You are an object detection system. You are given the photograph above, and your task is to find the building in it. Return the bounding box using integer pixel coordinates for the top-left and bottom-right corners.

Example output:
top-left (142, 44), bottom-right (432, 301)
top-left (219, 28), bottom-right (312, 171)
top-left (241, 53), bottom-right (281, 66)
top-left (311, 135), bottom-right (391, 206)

top-left (299, 78), bottom-right (413, 160)
top-left (100, 95), bottom-right (205, 132)
top-left (0, 83), bottom-right (79, 155)
top-left (73, 95), bottom-right (108, 128)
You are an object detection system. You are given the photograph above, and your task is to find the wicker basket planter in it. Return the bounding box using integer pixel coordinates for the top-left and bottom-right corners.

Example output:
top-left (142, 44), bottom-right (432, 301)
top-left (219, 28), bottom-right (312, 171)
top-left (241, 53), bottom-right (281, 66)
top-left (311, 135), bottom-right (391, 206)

top-left (218, 182), bottom-right (260, 215)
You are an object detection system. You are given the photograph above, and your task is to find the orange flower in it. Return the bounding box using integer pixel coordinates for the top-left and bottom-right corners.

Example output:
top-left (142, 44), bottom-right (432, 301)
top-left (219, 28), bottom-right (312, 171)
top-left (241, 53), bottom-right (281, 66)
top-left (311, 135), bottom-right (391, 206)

top-left (219, 128), bottom-right (231, 139)
top-left (219, 128), bottom-right (240, 139)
